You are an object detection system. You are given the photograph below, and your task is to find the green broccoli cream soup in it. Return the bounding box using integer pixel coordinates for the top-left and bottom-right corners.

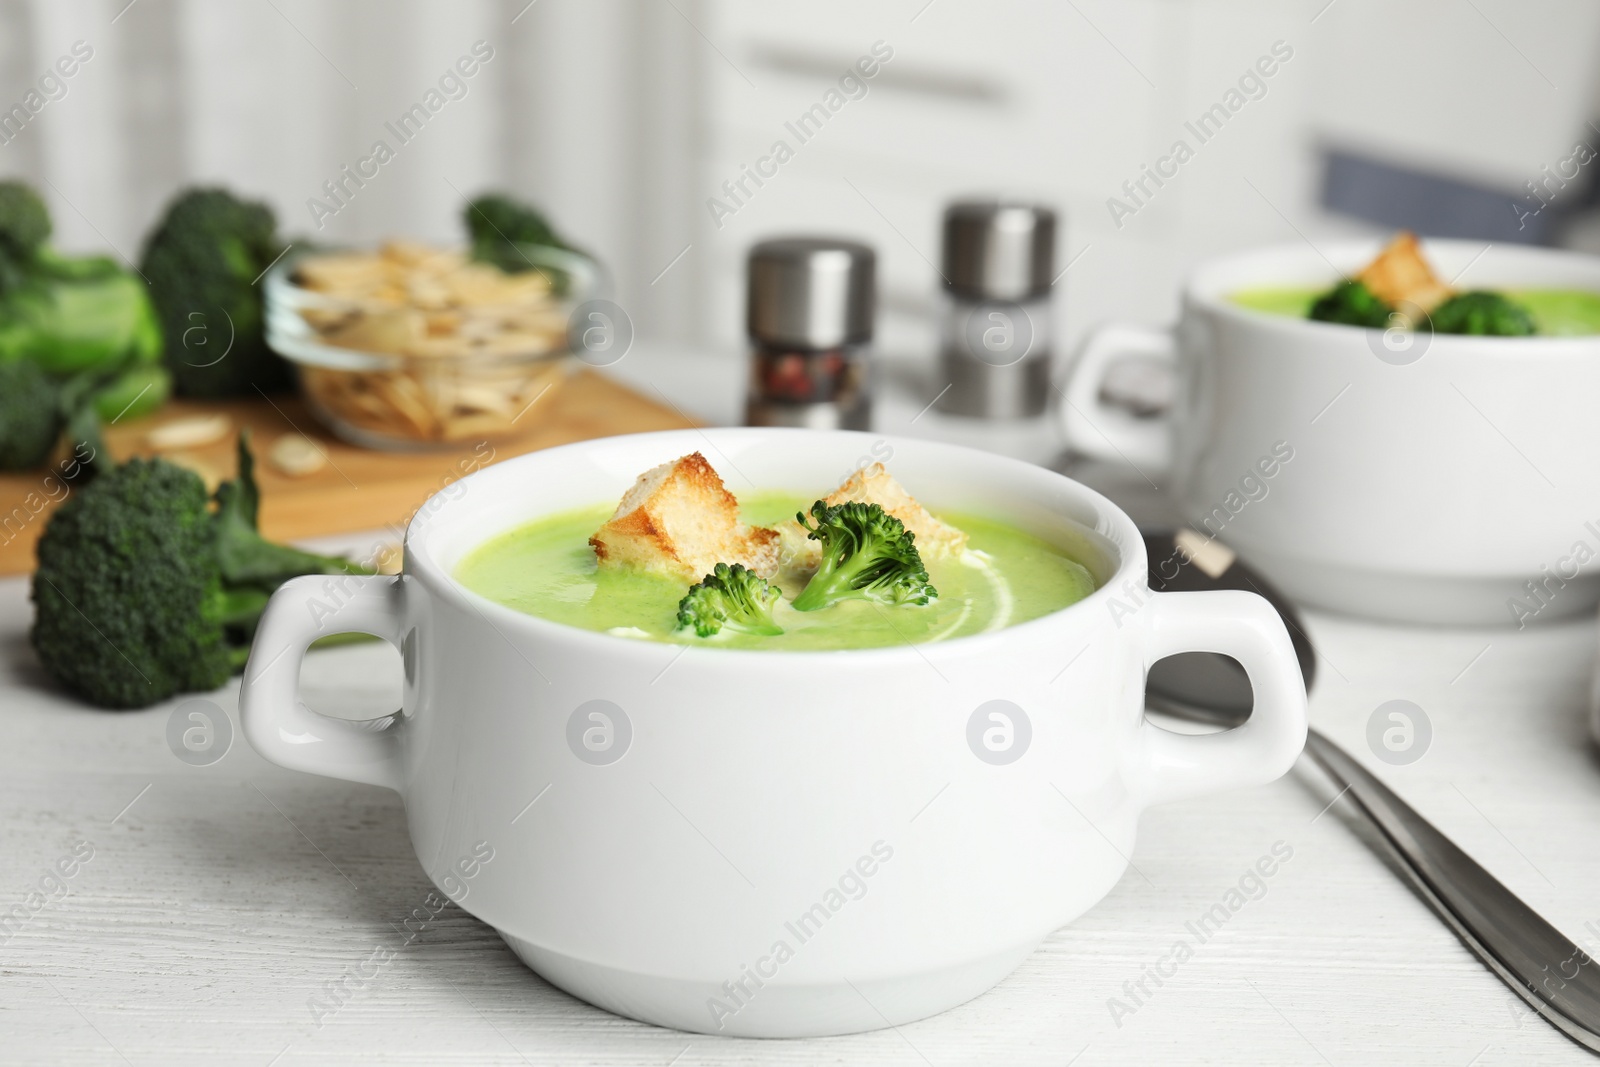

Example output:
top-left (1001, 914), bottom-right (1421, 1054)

top-left (1230, 286), bottom-right (1600, 335)
top-left (454, 493), bottom-right (1098, 650)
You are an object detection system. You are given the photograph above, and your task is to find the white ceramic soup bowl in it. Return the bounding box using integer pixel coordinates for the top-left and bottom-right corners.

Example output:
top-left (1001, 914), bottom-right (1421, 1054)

top-left (1062, 240), bottom-right (1600, 627)
top-left (239, 428), bottom-right (1307, 1038)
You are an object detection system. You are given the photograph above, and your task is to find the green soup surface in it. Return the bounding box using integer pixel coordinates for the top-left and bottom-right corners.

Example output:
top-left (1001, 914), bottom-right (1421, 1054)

top-left (1229, 286), bottom-right (1600, 335)
top-left (454, 492), bottom-right (1098, 650)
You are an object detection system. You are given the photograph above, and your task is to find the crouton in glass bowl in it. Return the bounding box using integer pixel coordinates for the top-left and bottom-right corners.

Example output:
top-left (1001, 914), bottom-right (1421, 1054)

top-left (264, 240), bottom-right (602, 450)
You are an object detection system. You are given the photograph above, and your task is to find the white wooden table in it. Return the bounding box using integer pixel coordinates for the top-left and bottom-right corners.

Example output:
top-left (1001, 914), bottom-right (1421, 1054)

top-left (5, 556), bottom-right (1600, 1065)
top-left (8, 347), bottom-right (1600, 1065)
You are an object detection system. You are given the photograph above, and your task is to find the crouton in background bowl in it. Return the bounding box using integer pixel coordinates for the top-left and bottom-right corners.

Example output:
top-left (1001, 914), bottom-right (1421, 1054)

top-left (264, 240), bottom-right (603, 450)
top-left (238, 427), bottom-right (1308, 1037)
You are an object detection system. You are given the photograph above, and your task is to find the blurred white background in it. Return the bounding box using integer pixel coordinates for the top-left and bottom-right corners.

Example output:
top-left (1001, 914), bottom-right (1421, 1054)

top-left (2, 0), bottom-right (1598, 365)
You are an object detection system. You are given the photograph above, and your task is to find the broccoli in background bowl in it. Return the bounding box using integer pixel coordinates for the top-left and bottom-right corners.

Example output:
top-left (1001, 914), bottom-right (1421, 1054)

top-left (1306, 232), bottom-right (1539, 337)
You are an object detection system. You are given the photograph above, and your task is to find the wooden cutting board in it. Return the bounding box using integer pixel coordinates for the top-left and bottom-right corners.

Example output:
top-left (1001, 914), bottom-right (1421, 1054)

top-left (0, 369), bottom-right (697, 576)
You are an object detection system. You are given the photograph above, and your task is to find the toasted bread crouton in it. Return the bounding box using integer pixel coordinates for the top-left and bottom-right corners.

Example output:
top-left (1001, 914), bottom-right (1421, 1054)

top-left (828, 464), bottom-right (968, 555)
top-left (1357, 232), bottom-right (1452, 312)
top-left (777, 463), bottom-right (967, 572)
top-left (589, 453), bottom-right (780, 581)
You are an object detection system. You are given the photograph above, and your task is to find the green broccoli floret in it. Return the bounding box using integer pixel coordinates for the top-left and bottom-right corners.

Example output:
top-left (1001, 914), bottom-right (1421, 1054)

top-left (30, 433), bottom-right (369, 709)
top-left (0, 181), bottom-right (49, 295)
top-left (1429, 290), bottom-right (1536, 336)
top-left (463, 193), bottom-right (576, 294)
top-left (1308, 279), bottom-right (1395, 328)
top-left (140, 187), bottom-right (289, 397)
top-left (464, 193), bottom-right (568, 274)
top-left (0, 294), bottom-right (166, 473)
top-left (0, 361), bottom-right (63, 470)
top-left (791, 500), bottom-right (937, 612)
top-left (676, 562), bottom-right (783, 637)
top-left (0, 358), bottom-right (130, 473)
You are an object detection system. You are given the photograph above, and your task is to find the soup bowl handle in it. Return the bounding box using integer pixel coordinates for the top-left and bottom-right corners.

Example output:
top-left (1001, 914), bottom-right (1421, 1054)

top-left (1060, 322), bottom-right (1175, 473)
top-left (239, 574), bottom-right (407, 792)
top-left (1126, 588), bottom-right (1308, 808)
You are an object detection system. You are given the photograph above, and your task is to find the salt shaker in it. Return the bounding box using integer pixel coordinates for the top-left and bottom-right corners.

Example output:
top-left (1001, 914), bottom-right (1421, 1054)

top-left (745, 237), bottom-right (875, 430)
top-left (935, 201), bottom-right (1057, 418)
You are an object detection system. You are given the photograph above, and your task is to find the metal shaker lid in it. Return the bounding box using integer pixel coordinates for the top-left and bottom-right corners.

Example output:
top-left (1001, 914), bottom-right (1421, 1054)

top-left (747, 237), bottom-right (875, 348)
top-left (941, 201), bottom-right (1056, 300)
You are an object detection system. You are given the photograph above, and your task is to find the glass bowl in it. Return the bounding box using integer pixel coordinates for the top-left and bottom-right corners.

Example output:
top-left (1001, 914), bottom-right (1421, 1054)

top-left (264, 242), bottom-right (603, 450)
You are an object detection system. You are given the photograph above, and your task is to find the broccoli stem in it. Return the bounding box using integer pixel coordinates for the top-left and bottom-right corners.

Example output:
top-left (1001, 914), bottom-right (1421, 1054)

top-left (216, 587), bottom-right (271, 626)
top-left (218, 531), bottom-right (368, 586)
top-left (792, 541), bottom-right (876, 612)
top-left (213, 431), bottom-right (372, 585)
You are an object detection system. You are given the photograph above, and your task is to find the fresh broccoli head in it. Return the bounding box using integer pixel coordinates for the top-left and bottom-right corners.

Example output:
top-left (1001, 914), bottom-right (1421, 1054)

top-left (140, 187), bottom-right (289, 397)
top-left (0, 180), bottom-right (50, 296)
top-left (31, 434), bottom-right (369, 709)
top-left (1308, 280), bottom-right (1395, 329)
top-left (0, 358), bottom-right (134, 473)
top-left (0, 360), bottom-right (63, 470)
top-left (464, 193), bottom-right (568, 275)
top-left (791, 500), bottom-right (937, 612)
top-left (677, 562), bottom-right (783, 637)
top-left (1429, 290), bottom-right (1536, 336)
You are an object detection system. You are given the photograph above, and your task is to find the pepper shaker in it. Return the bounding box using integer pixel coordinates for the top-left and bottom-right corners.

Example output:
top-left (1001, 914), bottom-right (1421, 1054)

top-left (935, 201), bottom-right (1057, 418)
top-left (744, 237), bottom-right (875, 431)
